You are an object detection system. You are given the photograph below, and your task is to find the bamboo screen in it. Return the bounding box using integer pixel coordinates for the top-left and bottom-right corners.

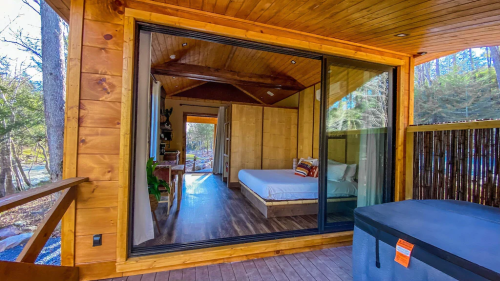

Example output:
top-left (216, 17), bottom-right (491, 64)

top-left (412, 129), bottom-right (500, 207)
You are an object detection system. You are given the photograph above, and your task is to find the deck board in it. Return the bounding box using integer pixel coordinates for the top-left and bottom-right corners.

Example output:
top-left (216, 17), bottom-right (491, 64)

top-left (95, 246), bottom-right (352, 281)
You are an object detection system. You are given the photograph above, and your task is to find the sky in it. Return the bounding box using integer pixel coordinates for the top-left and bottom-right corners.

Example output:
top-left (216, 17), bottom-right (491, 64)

top-left (0, 0), bottom-right (42, 81)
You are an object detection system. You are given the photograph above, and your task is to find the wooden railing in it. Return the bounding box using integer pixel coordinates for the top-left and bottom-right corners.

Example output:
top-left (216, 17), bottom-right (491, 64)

top-left (406, 120), bottom-right (500, 207)
top-left (0, 177), bottom-right (88, 280)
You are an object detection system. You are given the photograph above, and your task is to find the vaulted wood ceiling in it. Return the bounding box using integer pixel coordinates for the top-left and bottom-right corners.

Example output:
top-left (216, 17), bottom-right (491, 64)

top-left (151, 32), bottom-right (321, 104)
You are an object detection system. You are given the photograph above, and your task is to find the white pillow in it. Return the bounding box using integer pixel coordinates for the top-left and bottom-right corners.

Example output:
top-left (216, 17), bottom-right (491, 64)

top-left (307, 157), bottom-right (319, 166)
top-left (344, 164), bottom-right (357, 182)
top-left (327, 161), bottom-right (347, 181)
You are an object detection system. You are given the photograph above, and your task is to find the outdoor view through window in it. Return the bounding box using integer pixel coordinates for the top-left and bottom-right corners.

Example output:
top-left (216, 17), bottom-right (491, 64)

top-left (414, 47), bottom-right (500, 125)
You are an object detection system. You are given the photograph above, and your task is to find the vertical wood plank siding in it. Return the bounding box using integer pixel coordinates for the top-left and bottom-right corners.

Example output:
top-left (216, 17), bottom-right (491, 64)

top-left (412, 129), bottom-right (500, 207)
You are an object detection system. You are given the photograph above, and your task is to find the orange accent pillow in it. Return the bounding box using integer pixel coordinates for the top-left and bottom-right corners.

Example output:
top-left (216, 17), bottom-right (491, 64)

top-left (308, 166), bottom-right (319, 178)
top-left (295, 161), bottom-right (313, 177)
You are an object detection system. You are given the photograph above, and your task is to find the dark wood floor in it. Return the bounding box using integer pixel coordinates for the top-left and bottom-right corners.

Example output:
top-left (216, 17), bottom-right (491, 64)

top-left (98, 245), bottom-right (353, 281)
top-left (139, 173), bottom-right (319, 246)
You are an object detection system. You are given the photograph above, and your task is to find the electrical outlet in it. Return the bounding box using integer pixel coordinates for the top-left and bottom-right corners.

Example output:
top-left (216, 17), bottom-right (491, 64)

top-left (93, 234), bottom-right (102, 247)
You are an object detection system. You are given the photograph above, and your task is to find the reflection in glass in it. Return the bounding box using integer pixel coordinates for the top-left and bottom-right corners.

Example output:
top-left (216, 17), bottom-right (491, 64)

top-left (324, 64), bottom-right (391, 225)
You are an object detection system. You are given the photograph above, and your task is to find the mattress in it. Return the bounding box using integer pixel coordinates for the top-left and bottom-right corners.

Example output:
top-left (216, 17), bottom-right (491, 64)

top-left (238, 169), bottom-right (358, 201)
top-left (353, 200), bottom-right (500, 281)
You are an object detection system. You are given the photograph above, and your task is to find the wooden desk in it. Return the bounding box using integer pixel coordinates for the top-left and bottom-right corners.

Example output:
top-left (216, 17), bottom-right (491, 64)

top-left (171, 165), bottom-right (184, 210)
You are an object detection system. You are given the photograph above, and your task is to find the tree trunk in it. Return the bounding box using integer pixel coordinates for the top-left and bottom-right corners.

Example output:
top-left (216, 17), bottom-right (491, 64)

top-left (0, 127), bottom-right (15, 196)
top-left (489, 46), bottom-right (500, 90)
top-left (41, 0), bottom-right (66, 181)
top-left (435, 59), bottom-right (440, 78)
top-left (425, 63), bottom-right (432, 86)
top-left (468, 49), bottom-right (475, 71)
top-left (453, 53), bottom-right (457, 67)
top-left (38, 142), bottom-right (51, 175)
top-left (11, 141), bottom-right (31, 187)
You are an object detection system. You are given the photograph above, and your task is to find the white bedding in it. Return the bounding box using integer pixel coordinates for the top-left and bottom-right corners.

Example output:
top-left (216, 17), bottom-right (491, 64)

top-left (238, 169), bottom-right (358, 201)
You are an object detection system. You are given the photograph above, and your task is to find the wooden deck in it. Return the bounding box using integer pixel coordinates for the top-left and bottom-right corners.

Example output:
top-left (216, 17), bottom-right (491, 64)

top-left (97, 245), bottom-right (353, 281)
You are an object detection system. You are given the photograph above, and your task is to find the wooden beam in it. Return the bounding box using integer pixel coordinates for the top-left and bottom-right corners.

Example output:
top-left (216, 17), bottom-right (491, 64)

top-left (224, 46), bottom-right (236, 69)
top-left (186, 116), bottom-right (218, 124)
top-left (407, 120), bottom-right (500, 133)
top-left (17, 187), bottom-right (77, 263)
top-left (232, 84), bottom-right (266, 105)
top-left (0, 177), bottom-right (88, 213)
top-left (152, 62), bottom-right (305, 91)
top-left (0, 261), bottom-right (78, 281)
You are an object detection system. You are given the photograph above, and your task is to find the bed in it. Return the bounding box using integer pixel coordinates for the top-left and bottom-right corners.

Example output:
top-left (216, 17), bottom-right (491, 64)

top-left (238, 169), bottom-right (357, 218)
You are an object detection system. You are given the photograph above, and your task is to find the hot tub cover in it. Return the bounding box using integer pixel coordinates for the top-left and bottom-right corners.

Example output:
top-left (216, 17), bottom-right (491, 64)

top-left (354, 200), bottom-right (500, 280)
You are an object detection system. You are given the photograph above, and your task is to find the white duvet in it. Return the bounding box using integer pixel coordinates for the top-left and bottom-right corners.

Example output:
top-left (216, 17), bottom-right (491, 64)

top-left (238, 169), bottom-right (358, 201)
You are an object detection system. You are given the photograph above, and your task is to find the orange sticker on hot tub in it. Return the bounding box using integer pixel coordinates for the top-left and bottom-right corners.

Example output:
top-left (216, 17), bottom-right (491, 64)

top-left (395, 239), bottom-right (414, 268)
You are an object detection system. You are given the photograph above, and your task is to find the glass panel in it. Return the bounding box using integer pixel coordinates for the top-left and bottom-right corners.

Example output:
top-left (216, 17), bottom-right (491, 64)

top-left (323, 59), bottom-right (392, 226)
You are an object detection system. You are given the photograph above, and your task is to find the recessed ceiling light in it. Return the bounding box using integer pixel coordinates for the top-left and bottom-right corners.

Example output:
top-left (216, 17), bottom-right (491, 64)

top-left (395, 33), bottom-right (409, 37)
top-left (267, 91), bottom-right (274, 96)
top-left (172, 77), bottom-right (176, 79)
top-left (291, 60), bottom-right (296, 64)
top-left (170, 55), bottom-right (176, 59)
top-left (417, 52), bottom-right (428, 56)
top-left (182, 43), bottom-right (188, 47)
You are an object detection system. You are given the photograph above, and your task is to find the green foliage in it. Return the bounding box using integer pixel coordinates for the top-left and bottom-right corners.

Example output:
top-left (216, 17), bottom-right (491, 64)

top-left (0, 74), bottom-right (45, 147)
top-left (414, 49), bottom-right (500, 125)
top-left (186, 123), bottom-right (214, 152)
top-left (146, 157), bottom-right (169, 201)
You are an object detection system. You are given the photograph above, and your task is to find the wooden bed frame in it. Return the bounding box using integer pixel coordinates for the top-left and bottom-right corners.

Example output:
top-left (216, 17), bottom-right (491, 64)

top-left (239, 181), bottom-right (357, 218)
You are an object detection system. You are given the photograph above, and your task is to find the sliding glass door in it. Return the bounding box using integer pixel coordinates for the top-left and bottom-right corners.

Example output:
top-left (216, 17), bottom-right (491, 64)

top-left (319, 56), bottom-right (395, 230)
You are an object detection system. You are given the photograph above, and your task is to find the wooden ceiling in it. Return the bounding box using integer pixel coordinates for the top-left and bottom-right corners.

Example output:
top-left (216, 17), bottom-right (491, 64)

top-left (151, 32), bottom-right (321, 104)
top-left (54, 0), bottom-right (500, 56)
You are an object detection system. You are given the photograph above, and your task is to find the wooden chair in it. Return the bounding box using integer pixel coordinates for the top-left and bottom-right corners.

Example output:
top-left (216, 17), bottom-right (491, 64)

top-left (153, 165), bottom-right (176, 215)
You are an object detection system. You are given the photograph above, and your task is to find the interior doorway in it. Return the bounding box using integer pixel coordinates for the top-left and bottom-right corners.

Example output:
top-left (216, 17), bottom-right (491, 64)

top-left (184, 114), bottom-right (218, 173)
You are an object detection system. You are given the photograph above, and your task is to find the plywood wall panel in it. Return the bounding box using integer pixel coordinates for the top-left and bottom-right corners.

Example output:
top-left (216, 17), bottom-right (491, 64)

top-left (80, 73), bottom-right (122, 102)
top-left (81, 46), bottom-right (123, 76)
top-left (78, 128), bottom-right (121, 155)
top-left (262, 107), bottom-right (298, 169)
top-left (75, 233), bottom-right (117, 264)
top-left (298, 86), bottom-right (314, 159)
top-left (79, 100), bottom-right (121, 128)
top-left (313, 83), bottom-right (321, 159)
top-left (77, 154), bottom-right (119, 181)
top-left (230, 104), bottom-right (263, 183)
top-left (76, 181), bottom-right (119, 209)
top-left (83, 19), bottom-right (124, 50)
top-left (75, 207), bottom-right (118, 236)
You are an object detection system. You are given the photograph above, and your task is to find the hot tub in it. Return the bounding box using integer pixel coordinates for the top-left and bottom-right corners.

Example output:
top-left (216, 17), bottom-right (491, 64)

top-left (353, 200), bottom-right (500, 281)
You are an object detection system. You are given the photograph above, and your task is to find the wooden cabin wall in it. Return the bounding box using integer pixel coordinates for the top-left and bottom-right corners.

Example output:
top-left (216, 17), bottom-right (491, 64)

top-left (61, 1), bottom-right (412, 278)
top-left (297, 86), bottom-right (314, 159)
top-left (297, 83), bottom-right (321, 160)
top-left (262, 107), bottom-right (298, 170)
top-left (229, 104), bottom-right (263, 184)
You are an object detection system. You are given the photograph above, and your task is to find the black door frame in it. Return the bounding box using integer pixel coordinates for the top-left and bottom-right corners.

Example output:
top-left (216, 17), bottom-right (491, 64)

top-left (318, 56), bottom-right (397, 232)
top-left (129, 21), bottom-right (396, 258)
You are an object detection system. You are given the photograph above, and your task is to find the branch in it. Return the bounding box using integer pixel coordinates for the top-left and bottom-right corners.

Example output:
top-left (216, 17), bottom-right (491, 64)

top-left (21, 0), bottom-right (41, 15)
top-left (1, 39), bottom-right (42, 60)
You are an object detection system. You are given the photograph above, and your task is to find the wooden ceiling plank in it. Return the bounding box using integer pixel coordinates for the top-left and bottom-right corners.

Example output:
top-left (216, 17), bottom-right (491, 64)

top-left (225, 0), bottom-right (245, 17)
top-left (224, 46), bottom-right (237, 69)
top-left (203, 0), bottom-right (217, 13)
top-left (246, 0), bottom-right (278, 22)
top-left (152, 62), bottom-right (306, 90)
top-left (264, 0), bottom-right (309, 26)
top-left (414, 50), bottom-right (461, 65)
top-left (331, 0), bottom-right (430, 35)
top-left (371, 15), bottom-right (500, 49)
top-left (214, 0), bottom-right (231, 15)
top-left (232, 84), bottom-right (266, 104)
top-left (234, 0), bottom-right (262, 19)
top-left (331, 0), bottom-right (481, 40)
top-left (352, 1), bottom-right (500, 44)
top-left (169, 81), bottom-right (207, 96)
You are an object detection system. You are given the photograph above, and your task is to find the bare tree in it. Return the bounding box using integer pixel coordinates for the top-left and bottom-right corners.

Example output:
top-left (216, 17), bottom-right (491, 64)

top-left (40, 0), bottom-right (66, 181)
top-left (469, 49), bottom-right (475, 71)
top-left (489, 46), bottom-right (500, 90)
